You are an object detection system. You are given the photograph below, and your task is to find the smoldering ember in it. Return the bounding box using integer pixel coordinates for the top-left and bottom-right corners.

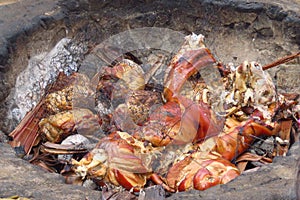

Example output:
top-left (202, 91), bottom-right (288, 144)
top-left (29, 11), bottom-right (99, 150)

top-left (0, 1), bottom-right (299, 200)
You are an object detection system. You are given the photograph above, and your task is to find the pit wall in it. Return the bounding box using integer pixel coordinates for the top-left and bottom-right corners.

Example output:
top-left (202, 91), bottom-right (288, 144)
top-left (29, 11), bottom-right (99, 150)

top-left (1, 0), bottom-right (299, 133)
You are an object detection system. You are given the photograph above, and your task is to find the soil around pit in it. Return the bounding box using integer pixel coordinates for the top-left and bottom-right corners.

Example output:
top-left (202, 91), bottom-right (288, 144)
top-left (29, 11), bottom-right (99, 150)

top-left (0, 143), bottom-right (102, 200)
top-left (0, 0), bottom-right (299, 199)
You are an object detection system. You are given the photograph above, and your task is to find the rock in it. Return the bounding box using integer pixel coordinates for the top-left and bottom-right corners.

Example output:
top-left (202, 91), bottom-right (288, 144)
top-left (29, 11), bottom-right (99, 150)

top-left (0, 143), bottom-right (101, 200)
top-left (138, 185), bottom-right (165, 200)
top-left (275, 64), bottom-right (300, 94)
top-left (0, 130), bottom-right (8, 143)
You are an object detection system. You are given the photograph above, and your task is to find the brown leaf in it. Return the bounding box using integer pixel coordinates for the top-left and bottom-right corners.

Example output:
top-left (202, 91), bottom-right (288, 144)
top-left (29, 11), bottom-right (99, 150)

top-left (41, 142), bottom-right (88, 154)
top-left (276, 120), bottom-right (292, 156)
top-left (236, 161), bottom-right (248, 172)
top-left (236, 152), bottom-right (273, 163)
top-left (9, 100), bottom-right (44, 155)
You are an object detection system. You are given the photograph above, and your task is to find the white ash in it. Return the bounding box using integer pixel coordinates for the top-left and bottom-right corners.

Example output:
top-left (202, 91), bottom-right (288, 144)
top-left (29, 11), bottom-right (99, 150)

top-left (13, 38), bottom-right (88, 121)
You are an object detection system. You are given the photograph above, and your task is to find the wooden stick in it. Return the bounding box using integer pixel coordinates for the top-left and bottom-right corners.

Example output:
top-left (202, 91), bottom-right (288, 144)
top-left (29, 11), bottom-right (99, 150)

top-left (262, 51), bottom-right (300, 71)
